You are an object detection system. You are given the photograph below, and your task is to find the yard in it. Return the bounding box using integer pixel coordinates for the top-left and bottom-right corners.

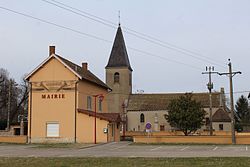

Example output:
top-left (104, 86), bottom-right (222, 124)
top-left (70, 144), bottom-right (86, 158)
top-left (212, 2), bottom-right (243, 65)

top-left (0, 157), bottom-right (250, 167)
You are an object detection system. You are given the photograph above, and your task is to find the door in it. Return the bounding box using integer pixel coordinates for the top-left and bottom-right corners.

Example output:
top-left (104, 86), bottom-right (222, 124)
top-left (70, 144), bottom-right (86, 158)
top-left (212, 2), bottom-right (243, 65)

top-left (108, 123), bottom-right (115, 142)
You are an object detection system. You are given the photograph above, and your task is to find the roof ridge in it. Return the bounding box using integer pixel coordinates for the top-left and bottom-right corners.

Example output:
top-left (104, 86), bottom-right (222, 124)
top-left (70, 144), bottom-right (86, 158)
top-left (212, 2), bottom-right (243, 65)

top-left (56, 54), bottom-right (81, 69)
top-left (56, 55), bottom-right (110, 90)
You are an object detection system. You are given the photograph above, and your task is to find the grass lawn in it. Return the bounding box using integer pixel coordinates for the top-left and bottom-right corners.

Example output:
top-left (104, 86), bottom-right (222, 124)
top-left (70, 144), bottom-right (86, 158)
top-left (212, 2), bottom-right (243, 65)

top-left (0, 157), bottom-right (250, 167)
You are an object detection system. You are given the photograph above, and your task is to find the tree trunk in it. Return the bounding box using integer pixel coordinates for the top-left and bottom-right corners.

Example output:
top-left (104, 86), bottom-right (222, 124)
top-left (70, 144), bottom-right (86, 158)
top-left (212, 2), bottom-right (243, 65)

top-left (183, 129), bottom-right (188, 136)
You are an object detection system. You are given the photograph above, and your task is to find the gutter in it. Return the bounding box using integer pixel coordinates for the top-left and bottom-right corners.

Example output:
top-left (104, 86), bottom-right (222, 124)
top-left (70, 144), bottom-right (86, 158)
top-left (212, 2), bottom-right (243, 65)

top-left (28, 82), bottom-right (32, 144)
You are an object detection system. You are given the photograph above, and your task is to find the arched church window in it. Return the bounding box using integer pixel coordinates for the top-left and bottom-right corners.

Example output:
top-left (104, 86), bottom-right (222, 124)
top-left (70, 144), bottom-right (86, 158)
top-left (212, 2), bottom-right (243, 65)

top-left (140, 113), bottom-right (145, 123)
top-left (114, 72), bottom-right (120, 83)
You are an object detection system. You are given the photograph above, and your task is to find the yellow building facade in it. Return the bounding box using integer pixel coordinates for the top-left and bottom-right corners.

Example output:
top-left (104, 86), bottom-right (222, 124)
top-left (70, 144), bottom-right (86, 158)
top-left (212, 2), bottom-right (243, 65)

top-left (26, 46), bottom-right (121, 143)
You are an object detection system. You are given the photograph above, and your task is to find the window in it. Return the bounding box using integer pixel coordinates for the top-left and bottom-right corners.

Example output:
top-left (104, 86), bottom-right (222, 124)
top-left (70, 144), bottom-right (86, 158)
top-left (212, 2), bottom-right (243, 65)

top-left (140, 113), bottom-right (145, 123)
top-left (219, 124), bottom-right (223, 131)
top-left (98, 98), bottom-right (102, 112)
top-left (46, 123), bottom-right (59, 137)
top-left (114, 72), bottom-right (120, 83)
top-left (205, 118), bottom-right (210, 126)
top-left (160, 125), bottom-right (165, 131)
top-left (87, 96), bottom-right (92, 110)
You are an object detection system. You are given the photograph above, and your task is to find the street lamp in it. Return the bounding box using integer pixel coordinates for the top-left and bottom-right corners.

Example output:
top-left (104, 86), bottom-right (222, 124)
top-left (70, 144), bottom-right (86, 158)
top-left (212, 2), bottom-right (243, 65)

top-left (93, 94), bottom-right (104, 144)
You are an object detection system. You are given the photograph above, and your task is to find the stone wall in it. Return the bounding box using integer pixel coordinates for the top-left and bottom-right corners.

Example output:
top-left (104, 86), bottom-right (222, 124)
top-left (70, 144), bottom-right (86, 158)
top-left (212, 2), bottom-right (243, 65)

top-left (133, 135), bottom-right (250, 144)
top-left (0, 136), bottom-right (27, 143)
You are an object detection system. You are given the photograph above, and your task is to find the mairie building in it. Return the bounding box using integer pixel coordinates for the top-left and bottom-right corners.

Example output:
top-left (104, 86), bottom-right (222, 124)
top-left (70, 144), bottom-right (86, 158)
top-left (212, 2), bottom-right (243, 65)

top-left (25, 46), bottom-right (121, 143)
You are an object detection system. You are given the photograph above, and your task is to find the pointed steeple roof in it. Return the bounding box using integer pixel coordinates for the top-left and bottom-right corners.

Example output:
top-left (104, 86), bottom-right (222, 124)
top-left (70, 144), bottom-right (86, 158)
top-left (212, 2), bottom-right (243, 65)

top-left (106, 26), bottom-right (132, 71)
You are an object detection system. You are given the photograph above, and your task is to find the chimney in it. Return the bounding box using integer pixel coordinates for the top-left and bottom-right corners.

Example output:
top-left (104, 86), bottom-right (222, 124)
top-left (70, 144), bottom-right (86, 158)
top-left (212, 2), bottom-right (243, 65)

top-left (220, 87), bottom-right (225, 107)
top-left (82, 62), bottom-right (88, 71)
top-left (49, 46), bottom-right (55, 56)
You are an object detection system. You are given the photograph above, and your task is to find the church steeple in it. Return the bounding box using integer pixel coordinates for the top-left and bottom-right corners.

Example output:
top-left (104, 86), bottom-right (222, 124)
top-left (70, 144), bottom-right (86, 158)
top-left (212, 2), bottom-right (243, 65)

top-left (106, 26), bottom-right (132, 71)
top-left (105, 26), bottom-right (133, 114)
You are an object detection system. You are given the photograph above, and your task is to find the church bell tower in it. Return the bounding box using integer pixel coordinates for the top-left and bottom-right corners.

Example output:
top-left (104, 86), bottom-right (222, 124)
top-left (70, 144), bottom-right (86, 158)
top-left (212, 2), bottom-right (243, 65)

top-left (105, 25), bottom-right (132, 113)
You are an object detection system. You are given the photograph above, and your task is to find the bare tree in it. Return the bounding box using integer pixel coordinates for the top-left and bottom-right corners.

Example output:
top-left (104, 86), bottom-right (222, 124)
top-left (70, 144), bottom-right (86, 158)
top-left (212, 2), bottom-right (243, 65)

top-left (0, 69), bottom-right (29, 129)
top-left (10, 77), bottom-right (29, 122)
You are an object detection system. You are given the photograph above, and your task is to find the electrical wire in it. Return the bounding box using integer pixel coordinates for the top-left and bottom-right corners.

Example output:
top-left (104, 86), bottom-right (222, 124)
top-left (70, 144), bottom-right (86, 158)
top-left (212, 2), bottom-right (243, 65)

top-left (41, 0), bottom-right (227, 69)
top-left (224, 91), bottom-right (250, 95)
top-left (128, 47), bottom-right (203, 70)
top-left (0, 6), bottom-right (203, 71)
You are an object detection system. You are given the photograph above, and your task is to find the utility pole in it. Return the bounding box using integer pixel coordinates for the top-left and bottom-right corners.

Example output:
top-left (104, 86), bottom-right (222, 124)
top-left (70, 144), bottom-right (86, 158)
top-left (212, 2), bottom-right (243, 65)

top-left (7, 80), bottom-right (12, 131)
top-left (202, 66), bottom-right (218, 136)
top-left (219, 59), bottom-right (241, 144)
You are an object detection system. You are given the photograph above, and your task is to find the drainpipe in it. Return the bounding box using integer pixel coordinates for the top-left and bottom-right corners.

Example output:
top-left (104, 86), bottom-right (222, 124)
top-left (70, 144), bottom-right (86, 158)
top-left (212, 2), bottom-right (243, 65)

top-left (28, 82), bottom-right (32, 144)
top-left (74, 81), bottom-right (78, 143)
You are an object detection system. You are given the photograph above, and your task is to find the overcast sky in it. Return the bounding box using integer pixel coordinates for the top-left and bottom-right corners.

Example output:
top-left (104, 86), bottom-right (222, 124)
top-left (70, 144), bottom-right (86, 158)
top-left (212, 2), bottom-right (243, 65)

top-left (0, 0), bottom-right (249, 101)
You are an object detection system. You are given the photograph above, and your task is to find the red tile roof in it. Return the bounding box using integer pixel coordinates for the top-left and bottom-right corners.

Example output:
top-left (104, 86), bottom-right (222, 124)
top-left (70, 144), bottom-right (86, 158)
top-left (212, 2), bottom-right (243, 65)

top-left (77, 109), bottom-right (122, 123)
top-left (57, 55), bottom-right (110, 90)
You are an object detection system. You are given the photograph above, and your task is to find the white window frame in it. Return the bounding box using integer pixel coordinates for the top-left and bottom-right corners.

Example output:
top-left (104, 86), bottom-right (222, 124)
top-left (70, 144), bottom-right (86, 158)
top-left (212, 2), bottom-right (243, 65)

top-left (46, 122), bottom-right (59, 137)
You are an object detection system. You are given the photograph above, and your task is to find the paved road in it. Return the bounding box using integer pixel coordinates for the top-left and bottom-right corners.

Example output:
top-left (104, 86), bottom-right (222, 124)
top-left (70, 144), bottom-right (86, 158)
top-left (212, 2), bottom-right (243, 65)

top-left (0, 142), bottom-right (250, 157)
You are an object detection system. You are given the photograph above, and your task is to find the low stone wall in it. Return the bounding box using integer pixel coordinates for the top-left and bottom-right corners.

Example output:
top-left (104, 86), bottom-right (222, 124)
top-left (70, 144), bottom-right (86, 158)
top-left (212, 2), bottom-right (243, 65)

top-left (133, 135), bottom-right (250, 144)
top-left (236, 135), bottom-right (250, 144)
top-left (126, 131), bottom-right (233, 136)
top-left (0, 136), bottom-right (27, 144)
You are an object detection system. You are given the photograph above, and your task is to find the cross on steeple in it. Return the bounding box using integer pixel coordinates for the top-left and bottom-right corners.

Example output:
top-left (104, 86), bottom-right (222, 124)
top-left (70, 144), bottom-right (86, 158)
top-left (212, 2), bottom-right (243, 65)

top-left (118, 10), bottom-right (121, 27)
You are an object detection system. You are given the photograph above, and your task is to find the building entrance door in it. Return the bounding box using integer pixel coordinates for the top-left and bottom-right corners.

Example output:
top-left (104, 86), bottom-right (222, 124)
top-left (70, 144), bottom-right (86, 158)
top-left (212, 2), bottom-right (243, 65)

top-left (108, 123), bottom-right (115, 142)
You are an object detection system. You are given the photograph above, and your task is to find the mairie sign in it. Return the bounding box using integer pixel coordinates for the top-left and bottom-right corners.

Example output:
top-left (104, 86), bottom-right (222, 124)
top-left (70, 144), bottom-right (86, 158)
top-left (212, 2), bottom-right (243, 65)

top-left (41, 93), bottom-right (65, 99)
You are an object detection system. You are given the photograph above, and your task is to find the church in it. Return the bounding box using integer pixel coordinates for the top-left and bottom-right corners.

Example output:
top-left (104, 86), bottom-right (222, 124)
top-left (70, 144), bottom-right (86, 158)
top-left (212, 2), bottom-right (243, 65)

top-left (105, 25), bottom-right (231, 134)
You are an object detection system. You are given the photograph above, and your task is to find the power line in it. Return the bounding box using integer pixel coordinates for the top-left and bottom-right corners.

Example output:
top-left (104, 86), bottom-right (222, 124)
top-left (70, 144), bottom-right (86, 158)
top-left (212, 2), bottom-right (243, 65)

top-left (224, 90), bottom-right (250, 95)
top-left (0, 7), bottom-right (112, 43)
top-left (48, 0), bottom-right (117, 26)
top-left (128, 47), bottom-right (203, 70)
top-left (0, 6), bottom-right (202, 71)
top-left (41, 0), bottom-right (226, 69)
top-left (41, 0), bottom-right (116, 29)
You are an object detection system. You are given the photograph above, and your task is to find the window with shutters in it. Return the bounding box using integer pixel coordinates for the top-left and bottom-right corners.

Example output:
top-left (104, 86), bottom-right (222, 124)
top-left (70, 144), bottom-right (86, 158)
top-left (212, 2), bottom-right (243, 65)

top-left (46, 123), bottom-right (59, 137)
